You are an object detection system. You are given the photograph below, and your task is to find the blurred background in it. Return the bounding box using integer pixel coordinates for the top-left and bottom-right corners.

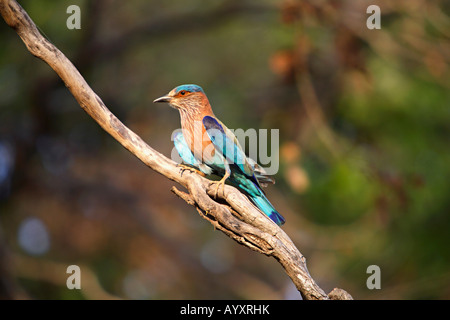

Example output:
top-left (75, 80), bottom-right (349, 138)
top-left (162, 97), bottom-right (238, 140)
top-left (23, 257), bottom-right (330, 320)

top-left (0, 0), bottom-right (449, 300)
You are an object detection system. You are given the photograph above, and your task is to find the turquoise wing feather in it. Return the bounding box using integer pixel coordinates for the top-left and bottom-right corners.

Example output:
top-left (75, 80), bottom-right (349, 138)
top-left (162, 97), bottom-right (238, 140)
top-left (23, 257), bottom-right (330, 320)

top-left (173, 131), bottom-right (212, 175)
top-left (202, 116), bottom-right (254, 178)
top-left (201, 116), bottom-right (285, 225)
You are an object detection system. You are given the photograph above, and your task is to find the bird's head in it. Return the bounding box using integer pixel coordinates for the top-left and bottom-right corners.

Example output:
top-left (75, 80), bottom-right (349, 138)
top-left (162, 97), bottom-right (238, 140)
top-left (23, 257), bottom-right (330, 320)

top-left (153, 84), bottom-right (209, 112)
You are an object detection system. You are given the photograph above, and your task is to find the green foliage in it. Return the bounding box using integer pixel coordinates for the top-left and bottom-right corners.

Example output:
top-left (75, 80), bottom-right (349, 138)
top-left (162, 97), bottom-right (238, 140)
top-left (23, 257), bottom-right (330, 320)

top-left (304, 158), bottom-right (376, 224)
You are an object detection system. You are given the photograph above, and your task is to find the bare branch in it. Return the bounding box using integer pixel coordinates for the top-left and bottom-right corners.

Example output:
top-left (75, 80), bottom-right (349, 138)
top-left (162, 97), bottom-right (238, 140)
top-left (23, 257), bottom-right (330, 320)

top-left (0, 0), bottom-right (352, 300)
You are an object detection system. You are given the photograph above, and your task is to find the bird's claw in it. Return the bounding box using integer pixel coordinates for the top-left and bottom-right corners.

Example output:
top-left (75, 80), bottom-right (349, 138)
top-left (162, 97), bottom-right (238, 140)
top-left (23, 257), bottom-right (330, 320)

top-left (211, 177), bottom-right (227, 199)
top-left (214, 182), bottom-right (223, 199)
top-left (177, 164), bottom-right (204, 177)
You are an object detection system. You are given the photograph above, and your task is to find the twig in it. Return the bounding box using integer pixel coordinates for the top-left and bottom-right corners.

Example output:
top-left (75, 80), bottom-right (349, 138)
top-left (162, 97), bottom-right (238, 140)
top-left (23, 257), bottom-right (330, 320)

top-left (0, 0), bottom-right (352, 300)
top-left (296, 70), bottom-right (341, 159)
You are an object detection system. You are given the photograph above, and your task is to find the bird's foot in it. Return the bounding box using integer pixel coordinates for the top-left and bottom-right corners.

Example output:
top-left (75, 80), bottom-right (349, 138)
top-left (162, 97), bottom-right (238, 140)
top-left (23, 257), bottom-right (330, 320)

top-left (177, 164), bottom-right (205, 177)
top-left (211, 175), bottom-right (228, 199)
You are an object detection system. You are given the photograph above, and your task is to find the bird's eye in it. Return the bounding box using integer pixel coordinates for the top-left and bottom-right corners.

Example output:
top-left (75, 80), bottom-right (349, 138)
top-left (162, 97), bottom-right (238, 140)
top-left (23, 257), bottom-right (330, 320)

top-left (180, 90), bottom-right (186, 95)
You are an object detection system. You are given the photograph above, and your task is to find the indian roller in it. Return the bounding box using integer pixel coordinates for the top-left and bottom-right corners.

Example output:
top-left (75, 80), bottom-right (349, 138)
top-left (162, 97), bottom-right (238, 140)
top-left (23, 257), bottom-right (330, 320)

top-left (154, 84), bottom-right (285, 226)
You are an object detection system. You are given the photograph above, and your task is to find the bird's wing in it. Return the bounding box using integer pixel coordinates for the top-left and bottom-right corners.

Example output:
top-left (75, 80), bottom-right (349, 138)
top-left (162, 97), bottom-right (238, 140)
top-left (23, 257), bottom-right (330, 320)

top-left (173, 131), bottom-right (213, 175)
top-left (202, 116), bottom-right (255, 177)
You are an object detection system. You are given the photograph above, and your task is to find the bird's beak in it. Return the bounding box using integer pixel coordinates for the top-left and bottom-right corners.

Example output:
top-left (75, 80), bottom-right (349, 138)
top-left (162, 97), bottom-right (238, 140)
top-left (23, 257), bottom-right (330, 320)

top-left (153, 94), bottom-right (172, 103)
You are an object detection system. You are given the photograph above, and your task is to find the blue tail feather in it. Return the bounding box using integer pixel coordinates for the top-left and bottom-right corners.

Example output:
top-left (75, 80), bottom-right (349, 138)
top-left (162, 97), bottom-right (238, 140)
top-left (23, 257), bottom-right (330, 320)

top-left (227, 171), bottom-right (285, 226)
top-left (250, 192), bottom-right (285, 226)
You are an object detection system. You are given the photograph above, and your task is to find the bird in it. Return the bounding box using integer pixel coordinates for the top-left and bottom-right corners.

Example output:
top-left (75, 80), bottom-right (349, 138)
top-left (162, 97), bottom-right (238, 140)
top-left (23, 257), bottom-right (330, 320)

top-left (154, 84), bottom-right (285, 226)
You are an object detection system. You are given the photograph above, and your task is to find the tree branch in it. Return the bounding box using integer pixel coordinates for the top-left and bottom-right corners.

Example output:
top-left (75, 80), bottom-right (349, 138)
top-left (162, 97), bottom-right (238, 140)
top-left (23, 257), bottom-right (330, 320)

top-left (0, 0), bottom-right (352, 300)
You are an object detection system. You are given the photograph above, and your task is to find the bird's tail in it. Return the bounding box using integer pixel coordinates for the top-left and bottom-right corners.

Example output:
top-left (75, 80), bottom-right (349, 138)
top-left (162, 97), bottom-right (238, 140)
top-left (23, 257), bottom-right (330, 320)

top-left (227, 170), bottom-right (285, 226)
top-left (249, 191), bottom-right (285, 226)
